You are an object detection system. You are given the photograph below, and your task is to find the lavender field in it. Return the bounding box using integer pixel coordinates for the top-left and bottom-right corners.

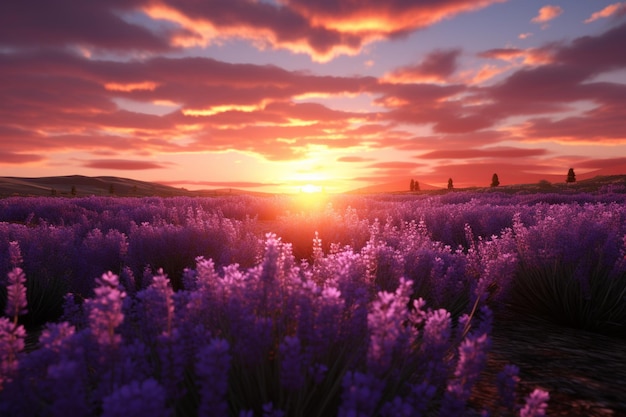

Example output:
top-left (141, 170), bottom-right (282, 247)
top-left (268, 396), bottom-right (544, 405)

top-left (1, 191), bottom-right (626, 416)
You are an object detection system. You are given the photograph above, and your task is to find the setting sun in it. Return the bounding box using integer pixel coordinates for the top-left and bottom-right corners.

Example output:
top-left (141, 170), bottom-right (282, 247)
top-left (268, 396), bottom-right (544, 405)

top-left (301, 184), bottom-right (323, 194)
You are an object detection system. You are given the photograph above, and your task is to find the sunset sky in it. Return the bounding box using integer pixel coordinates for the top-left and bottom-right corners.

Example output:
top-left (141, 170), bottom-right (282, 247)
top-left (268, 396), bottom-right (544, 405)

top-left (2, 1), bottom-right (626, 193)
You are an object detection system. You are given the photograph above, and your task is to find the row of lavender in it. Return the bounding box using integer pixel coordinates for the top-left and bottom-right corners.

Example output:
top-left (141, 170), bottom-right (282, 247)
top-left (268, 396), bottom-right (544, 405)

top-left (1, 192), bottom-right (625, 415)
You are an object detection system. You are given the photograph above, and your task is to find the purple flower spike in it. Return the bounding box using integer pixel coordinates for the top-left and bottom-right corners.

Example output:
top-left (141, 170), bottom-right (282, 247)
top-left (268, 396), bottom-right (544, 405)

top-left (279, 335), bottom-right (305, 390)
top-left (101, 379), bottom-right (169, 417)
top-left (520, 389), bottom-right (549, 417)
top-left (5, 268), bottom-right (28, 319)
top-left (39, 322), bottom-right (76, 352)
top-left (338, 371), bottom-right (384, 417)
top-left (496, 364), bottom-right (520, 410)
top-left (86, 271), bottom-right (126, 348)
top-left (0, 317), bottom-right (26, 389)
top-left (196, 338), bottom-right (231, 417)
top-left (440, 333), bottom-right (491, 416)
top-left (8, 241), bottom-right (23, 269)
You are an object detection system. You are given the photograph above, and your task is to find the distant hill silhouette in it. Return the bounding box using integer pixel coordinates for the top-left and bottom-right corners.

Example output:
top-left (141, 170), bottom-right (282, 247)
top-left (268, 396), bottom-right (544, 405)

top-left (0, 175), bottom-right (267, 198)
top-left (1, 174), bottom-right (625, 197)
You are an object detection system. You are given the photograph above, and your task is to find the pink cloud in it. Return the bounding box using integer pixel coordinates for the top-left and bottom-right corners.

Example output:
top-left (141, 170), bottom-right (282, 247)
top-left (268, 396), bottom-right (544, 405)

top-left (0, 151), bottom-right (45, 165)
top-left (584, 2), bottom-right (626, 23)
top-left (531, 5), bottom-right (563, 24)
top-left (418, 147), bottom-right (547, 159)
top-left (368, 161), bottom-right (421, 170)
top-left (577, 157), bottom-right (626, 169)
top-left (160, 180), bottom-right (282, 189)
top-left (82, 159), bottom-right (170, 170)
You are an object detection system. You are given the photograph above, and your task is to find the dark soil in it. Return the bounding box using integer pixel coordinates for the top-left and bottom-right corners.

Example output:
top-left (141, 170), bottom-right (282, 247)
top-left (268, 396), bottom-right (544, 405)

top-left (474, 316), bottom-right (626, 416)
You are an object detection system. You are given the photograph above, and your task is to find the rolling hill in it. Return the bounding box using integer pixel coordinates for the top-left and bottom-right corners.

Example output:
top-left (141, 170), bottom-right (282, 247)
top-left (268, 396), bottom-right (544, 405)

top-left (1, 174), bottom-right (625, 198)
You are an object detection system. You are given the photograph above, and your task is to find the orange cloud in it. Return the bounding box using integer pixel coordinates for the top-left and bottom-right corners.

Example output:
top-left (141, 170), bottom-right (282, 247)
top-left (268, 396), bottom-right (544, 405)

top-left (584, 2), bottom-right (626, 23)
top-left (142, 0), bottom-right (507, 61)
top-left (479, 48), bottom-right (553, 65)
top-left (290, 0), bottom-right (507, 35)
top-left (531, 5), bottom-right (563, 24)
top-left (182, 104), bottom-right (266, 117)
top-left (105, 81), bottom-right (159, 92)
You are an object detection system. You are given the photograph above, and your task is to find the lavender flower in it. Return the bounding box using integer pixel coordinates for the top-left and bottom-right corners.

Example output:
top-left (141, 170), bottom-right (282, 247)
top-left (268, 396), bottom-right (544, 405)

top-left (496, 364), bottom-right (520, 410)
top-left (420, 308), bottom-right (452, 386)
top-left (520, 389), bottom-right (549, 417)
top-left (380, 396), bottom-right (415, 417)
top-left (407, 382), bottom-right (436, 416)
top-left (39, 322), bottom-right (76, 352)
top-left (311, 286), bottom-right (344, 358)
top-left (85, 271), bottom-right (126, 348)
top-left (440, 333), bottom-right (491, 416)
top-left (195, 338), bottom-right (231, 417)
top-left (101, 378), bottom-right (170, 417)
top-left (8, 241), bottom-right (23, 268)
top-left (263, 402), bottom-right (285, 417)
top-left (61, 292), bottom-right (86, 329)
top-left (156, 329), bottom-right (187, 400)
top-left (279, 335), bottom-right (304, 390)
top-left (46, 358), bottom-right (89, 417)
top-left (0, 317), bottom-right (25, 389)
top-left (367, 279), bottom-right (415, 375)
top-left (338, 371), bottom-right (384, 417)
top-left (4, 267), bottom-right (28, 319)
top-left (136, 269), bottom-right (174, 338)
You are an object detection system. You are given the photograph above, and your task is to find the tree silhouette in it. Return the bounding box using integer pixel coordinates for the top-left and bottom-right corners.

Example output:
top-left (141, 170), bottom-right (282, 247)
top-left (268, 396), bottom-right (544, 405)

top-left (410, 179), bottom-right (415, 191)
top-left (109, 184), bottom-right (115, 195)
top-left (71, 185), bottom-right (77, 196)
top-left (491, 173), bottom-right (500, 187)
top-left (447, 178), bottom-right (453, 190)
top-left (566, 168), bottom-right (576, 183)
top-left (414, 180), bottom-right (420, 191)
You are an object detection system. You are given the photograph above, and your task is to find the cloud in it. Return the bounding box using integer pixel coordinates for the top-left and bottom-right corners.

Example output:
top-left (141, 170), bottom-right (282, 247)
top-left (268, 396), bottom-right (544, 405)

top-left (577, 157), bottom-right (626, 169)
top-left (368, 161), bottom-right (421, 170)
top-left (423, 161), bottom-right (566, 186)
top-left (584, 2), bottom-right (626, 23)
top-left (0, 49), bottom-right (383, 161)
top-left (337, 156), bottom-right (374, 163)
top-left (0, 151), bottom-right (44, 165)
top-left (418, 147), bottom-right (547, 159)
top-left (478, 47), bottom-right (552, 65)
top-left (288, 0), bottom-right (506, 34)
top-left (531, 5), bottom-right (563, 24)
top-left (383, 49), bottom-right (462, 83)
top-left (160, 180), bottom-right (281, 189)
top-left (82, 159), bottom-right (170, 170)
top-left (2, 5), bottom-right (626, 189)
top-left (0, 0), bottom-right (173, 53)
top-left (518, 32), bottom-right (533, 39)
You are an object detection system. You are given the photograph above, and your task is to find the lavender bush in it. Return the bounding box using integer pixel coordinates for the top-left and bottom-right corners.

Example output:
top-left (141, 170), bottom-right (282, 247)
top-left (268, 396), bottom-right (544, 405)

top-left (2, 191), bottom-right (626, 415)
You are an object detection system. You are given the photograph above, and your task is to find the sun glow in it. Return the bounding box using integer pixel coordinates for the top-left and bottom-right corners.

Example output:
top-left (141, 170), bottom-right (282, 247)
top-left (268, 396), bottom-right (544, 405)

top-left (301, 184), bottom-right (323, 194)
top-left (293, 183), bottom-right (328, 211)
